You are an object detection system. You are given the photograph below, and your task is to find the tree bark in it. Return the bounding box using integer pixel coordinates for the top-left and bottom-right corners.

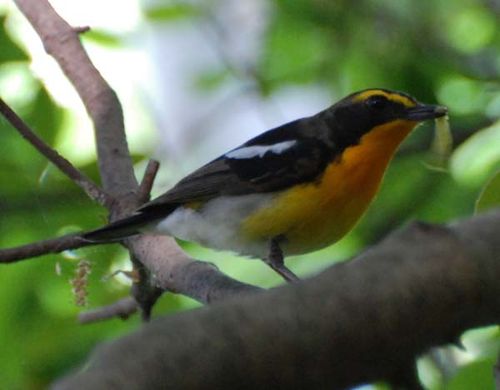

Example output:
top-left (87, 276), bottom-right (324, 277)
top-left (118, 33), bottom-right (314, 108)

top-left (53, 210), bottom-right (500, 389)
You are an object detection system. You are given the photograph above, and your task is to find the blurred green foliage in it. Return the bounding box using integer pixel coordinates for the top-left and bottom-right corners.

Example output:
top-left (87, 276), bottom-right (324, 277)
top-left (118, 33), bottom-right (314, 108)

top-left (475, 170), bottom-right (500, 213)
top-left (1, 0), bottom-right (499, 388)
top-left (144, 3), bottom-right (201, 21)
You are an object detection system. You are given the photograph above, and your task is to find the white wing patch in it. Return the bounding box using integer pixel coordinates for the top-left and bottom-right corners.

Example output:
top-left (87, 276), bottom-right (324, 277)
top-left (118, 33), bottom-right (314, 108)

top-left (153, 194), bottom-right (275, 258)
top-left (225, 140), bottom-right (297, 160)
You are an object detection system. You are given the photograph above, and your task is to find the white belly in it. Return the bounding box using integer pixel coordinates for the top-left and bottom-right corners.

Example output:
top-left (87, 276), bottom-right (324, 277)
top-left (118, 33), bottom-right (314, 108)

top-left (152, 194), bottom-right (275, 259)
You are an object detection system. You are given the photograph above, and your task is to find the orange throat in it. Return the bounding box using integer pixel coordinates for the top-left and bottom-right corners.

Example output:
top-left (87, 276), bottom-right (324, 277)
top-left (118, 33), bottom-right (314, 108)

top-left (241, 120), bottom-right (418, 254)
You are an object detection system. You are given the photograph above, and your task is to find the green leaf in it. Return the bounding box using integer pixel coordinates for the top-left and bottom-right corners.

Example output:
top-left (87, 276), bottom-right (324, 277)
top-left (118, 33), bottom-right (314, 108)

top-left (0, 15), bottom-right (29, 63)
top-left (475, 170), bottom-right (500, 213)
top-left (144, 4), bottom-right (200, 22)
top-left (443, 6), bottom-right (496, 54)
top-left (26, 86), bottom-right (65, 145)
top-left (450, 120), bottom-right (500, 187)
top-left (259, 14), bottom-right (330, 90)
top-left (436, 75), bottom-right (488, 116)
top-left (445, 358), bottom-right (495, 390)
top-left (82, 29), bottom-right (123, 47)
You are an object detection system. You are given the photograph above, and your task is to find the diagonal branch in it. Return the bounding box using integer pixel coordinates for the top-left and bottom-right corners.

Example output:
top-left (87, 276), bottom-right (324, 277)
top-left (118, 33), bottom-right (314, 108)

top-left (0, 98), bottom-right (110, 207)
top-left (14, 0), bottom-right (137, 199)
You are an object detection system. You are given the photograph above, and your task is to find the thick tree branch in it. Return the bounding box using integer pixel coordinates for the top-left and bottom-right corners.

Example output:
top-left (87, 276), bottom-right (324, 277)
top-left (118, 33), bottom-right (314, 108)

top-left (53, 210), bottom-right (500, 390)
top-left (0, 98), bottom-right (109, 206)
top-left (126, 235), bottom-right (263, 303)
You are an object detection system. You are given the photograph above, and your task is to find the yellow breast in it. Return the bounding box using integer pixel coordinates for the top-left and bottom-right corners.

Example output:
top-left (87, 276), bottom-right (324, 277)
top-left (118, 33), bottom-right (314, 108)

top-left (240, 120), bottom-right (417, 254)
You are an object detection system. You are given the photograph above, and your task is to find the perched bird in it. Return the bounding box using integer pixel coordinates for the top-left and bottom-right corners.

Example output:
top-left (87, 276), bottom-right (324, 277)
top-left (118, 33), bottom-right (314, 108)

top-left (84, 88), bottom-right (447, 282)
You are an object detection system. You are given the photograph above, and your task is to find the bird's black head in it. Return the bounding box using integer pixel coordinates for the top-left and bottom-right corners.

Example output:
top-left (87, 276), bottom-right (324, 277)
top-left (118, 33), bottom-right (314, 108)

top-left (321, 88), bottom-right (447, 147)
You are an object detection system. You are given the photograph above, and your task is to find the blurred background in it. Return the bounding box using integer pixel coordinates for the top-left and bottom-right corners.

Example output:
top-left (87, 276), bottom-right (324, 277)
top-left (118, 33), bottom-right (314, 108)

top-left (0, 0), bottom-right (499, 388)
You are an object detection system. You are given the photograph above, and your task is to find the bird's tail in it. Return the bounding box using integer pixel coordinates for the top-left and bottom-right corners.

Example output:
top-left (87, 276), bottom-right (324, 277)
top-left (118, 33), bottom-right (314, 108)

top-left (82, 203), bottom-right (178, 243)
top-left (81, 212), bottom-right (154, 242)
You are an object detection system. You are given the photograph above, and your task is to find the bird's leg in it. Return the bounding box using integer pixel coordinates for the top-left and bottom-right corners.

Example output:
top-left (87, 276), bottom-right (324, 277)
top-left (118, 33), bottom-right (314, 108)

top-left (264, 237), bottom-right (299, 283)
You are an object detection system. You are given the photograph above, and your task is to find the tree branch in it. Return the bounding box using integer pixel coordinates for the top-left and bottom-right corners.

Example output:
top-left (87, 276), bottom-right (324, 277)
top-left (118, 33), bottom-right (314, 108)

top-left (14, 0), bottom-right (137, 198)
top-left (53, 210), bottom-right (500, 390)
top-left (73, 26), bottom-right (90, 34)
top-left (78, 297), bottom-right (138, 324)
top-left (0, 98), bottom-right (109, 206)
top-left (126, 235), bottom-right (263, 303)
top-left (10, 0), bottom-right (261, 311)
top-left (0, 233), bottom-right (92, 263)
top-left (137, 159), bottom-right (160, 204)
top-left (0, 231), bottom-right (261, 303)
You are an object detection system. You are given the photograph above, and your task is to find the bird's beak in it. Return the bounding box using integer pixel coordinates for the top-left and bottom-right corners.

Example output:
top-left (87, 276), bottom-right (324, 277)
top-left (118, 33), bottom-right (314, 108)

top-left (405, 104), bottom-right (448, 121)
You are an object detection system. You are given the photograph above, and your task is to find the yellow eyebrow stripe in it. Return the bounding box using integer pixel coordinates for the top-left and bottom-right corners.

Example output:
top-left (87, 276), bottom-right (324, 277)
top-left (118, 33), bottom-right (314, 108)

top-left (353, 89), bottom-right (417, 108)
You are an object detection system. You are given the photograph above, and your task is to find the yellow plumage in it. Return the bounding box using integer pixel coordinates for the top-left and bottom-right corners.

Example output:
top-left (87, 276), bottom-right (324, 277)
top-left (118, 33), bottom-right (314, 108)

top-left (241, 120), bottom-right (416, 254)
top-left (84, 88), bottom-right (447, 281)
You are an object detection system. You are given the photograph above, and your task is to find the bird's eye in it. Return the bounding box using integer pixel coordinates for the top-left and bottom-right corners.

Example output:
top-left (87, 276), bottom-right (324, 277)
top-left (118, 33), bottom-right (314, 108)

top-left (365, 95), bottom-right (388, 110)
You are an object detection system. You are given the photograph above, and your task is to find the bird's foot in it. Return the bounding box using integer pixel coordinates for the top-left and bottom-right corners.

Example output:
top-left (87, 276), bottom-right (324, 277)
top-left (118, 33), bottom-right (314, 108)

top-left (265, 238), bottom-right (300, 283)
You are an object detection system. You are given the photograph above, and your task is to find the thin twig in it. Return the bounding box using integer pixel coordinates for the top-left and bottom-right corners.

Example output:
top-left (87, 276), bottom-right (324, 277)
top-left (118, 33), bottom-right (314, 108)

top-left (137, 159), bottom-right (160, 204)
top-left (79, 297), bottom-right (138, 324)
top-left (0, 233), bottom-right (93, 264)
top-left (73, 26), bottom-right (90, 34)
top-left (0, 98), bottom-right (110, 207)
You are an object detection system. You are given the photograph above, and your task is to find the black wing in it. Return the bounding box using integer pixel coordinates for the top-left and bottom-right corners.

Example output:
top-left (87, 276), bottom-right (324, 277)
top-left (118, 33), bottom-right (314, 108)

top-left (83, 117), bottom-right (336, 242)
top-left (142, 119), bottom-right (335, 211)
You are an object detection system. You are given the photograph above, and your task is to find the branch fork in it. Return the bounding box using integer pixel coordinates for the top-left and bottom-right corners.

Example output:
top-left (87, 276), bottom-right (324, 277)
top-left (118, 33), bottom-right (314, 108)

top-left (2, 0), bottom-right (261, 324)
